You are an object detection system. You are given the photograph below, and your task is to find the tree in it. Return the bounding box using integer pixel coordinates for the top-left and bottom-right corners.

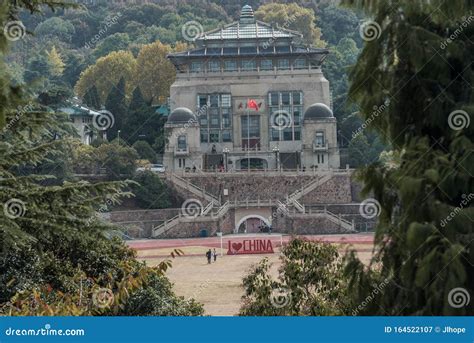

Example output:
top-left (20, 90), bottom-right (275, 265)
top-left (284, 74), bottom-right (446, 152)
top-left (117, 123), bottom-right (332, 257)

top-left (132, 171), bottom-right (171, 209)
top-left (240, 238), bottom-right (352, 315)
top-left (83, 85), bottom-right (101, 109)
top-left (75, 50), bottom-right (137, 104)
top-left (135, 41), bottom-right (177, 103)
top-left (104, 77), bottom-right (127, 140)
top-left (342, 0), bottom-right (474, 315)
top-left (93, 33), bottom-right (131, 59)
top-left (46, 46), bottom-right (65, 77)
top-left (133, 140), bottom-right (156, 162)
top-left (254, 3), bottom-right (325, 47)
top-left (123, 86), bottom-right (167, 146)
top-left (35, 17), bottom-right (76, 43)
top-left (94, 142), bottom-right (138, 180)
top-left (317, 3), bottom-right (362, 46)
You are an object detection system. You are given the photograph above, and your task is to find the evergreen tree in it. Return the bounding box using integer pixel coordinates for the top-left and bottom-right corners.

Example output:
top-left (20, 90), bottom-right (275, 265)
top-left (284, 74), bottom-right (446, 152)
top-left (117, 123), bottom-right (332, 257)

top-left (343, 0), bottom-right (473, 315)
top-left (104, 77), bottom-right (127, 140)
top-left (123, 86), bottom-right (166, 146)
top-left (83, 85), bottom-right (101, 110)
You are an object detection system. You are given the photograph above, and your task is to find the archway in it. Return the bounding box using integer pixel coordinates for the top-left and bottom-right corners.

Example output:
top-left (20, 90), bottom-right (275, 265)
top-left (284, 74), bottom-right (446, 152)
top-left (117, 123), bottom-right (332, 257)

top-left (238, 158), bottom-right (268, 170)
top-left (235, 215), bottom-right (271, 234)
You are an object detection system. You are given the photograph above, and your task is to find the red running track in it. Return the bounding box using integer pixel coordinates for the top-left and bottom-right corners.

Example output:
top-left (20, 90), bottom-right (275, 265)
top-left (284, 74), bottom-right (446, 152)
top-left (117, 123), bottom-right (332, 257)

top-left (127, 233), bottom-right (374, 251)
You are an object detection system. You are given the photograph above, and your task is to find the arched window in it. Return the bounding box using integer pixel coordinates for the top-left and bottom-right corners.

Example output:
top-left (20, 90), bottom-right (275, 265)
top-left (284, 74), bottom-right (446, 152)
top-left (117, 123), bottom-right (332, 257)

top-left (177, 135), bottom-right (187, 150)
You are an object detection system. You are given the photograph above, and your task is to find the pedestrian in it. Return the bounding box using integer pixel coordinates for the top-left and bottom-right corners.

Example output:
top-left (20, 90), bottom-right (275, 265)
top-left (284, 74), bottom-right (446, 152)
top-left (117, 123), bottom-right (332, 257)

top-left (213, 248), bottom-right (217, 262)
top-left (206, 249), bottom-right (212, 264)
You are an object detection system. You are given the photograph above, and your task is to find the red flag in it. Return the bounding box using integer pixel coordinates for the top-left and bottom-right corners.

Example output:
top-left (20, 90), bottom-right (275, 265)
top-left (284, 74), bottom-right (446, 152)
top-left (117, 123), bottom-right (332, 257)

top-left (247, 99), bottom-right (259, 111)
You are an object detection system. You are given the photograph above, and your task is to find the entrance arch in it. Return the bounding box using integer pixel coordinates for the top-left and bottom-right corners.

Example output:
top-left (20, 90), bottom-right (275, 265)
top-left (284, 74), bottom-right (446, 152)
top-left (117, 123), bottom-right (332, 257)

top-left (235, 215), bottom-right (271, 234)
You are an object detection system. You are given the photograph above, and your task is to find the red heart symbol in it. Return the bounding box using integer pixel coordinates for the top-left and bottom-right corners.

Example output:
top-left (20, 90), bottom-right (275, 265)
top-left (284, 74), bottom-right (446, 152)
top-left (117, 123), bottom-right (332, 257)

top-left (232, 242), bottom-right (242, 251)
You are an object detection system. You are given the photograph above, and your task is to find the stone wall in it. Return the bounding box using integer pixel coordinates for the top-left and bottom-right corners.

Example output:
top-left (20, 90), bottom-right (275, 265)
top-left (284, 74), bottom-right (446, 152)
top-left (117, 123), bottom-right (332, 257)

top-left (300, 174), bottom-right (352, 204)
top-left (272, 213), bottom-right (354, 235)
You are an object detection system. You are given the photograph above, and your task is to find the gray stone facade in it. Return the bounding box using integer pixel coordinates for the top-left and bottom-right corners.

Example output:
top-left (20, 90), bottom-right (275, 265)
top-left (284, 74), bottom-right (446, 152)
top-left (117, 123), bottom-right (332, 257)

top-left (163, 5), bottom-right (340, 172)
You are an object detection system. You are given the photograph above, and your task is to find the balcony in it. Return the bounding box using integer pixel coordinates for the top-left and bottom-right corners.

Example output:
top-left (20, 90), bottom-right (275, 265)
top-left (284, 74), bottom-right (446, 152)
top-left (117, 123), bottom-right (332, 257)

top-left (313, 142), bottom-right (328, 152)
top-left (174, 146), bottom-right (189, 156)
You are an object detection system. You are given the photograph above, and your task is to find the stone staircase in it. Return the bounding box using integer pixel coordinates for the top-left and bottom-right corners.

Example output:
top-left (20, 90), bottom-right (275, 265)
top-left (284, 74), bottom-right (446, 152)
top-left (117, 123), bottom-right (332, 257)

top-left (152, 201), bottom-right (230, 237)
top-left (168, 172), bottom-right (220, 205)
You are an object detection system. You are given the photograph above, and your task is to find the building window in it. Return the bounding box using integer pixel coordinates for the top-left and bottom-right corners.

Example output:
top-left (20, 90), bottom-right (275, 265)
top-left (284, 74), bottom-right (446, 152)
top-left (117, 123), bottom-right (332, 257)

top-left (209, 130), bottom-right (220, 143)
top-left (208, 60), bottom-right (220, 72)
top-left (260, 59), bottom-right (273, 71)
top-left (191, 62), bottom-right (202, 72)
top-left (293, 58), bottom-right (307, 69)
top-left (268, 91), bottom-right (303, 142)
top-left (179, 158), bottom-right (186, 168)
top-left (221, 94), bottom-right (231, 108)
top-left (198, 93), bottom-right (232, 143)
top-left (241, 116), bottom-right (260, 139)
top-left (177, 135), bottom-right (187, 150)
top-left (209, 94), bottom-right (219, 107)
top-left (317, 154), bottom-right (325, 164)
top-left (224, 60), bottom-right (237, 72)
top-left (278, 59), bottom-right (289, 70)
top-left (222, 130), bottom-right (232, 142)
top-left (242, 60), bottom-right (256, 71)
top-left (315, 131), bottom-right (325, 147)
top-left (200, 129), bottom-right (209, 143)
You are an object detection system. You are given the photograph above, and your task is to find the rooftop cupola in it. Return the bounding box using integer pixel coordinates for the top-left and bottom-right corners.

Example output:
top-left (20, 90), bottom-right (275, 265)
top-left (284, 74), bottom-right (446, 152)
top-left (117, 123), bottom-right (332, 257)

top-left (239, 5), bottom-right (255, 24)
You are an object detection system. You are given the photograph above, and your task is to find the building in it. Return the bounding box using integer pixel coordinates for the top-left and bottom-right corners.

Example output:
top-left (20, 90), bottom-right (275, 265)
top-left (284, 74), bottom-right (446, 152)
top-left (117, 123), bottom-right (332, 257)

top-left (61, 102), bottom-right (105, 145)
top-left (163, 5), bottom-right (340, 172)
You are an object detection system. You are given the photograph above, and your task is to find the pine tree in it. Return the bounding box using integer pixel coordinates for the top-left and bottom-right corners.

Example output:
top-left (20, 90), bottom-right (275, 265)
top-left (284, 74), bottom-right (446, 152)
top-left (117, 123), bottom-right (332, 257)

top-left (104, 77), bottom-right (127, 140)
top-left (342, 0), bottom-right (473, 315)
top-left (83, 85), bottom-right (101, 110)
top-left (123, 86), bottom-right (165, 146)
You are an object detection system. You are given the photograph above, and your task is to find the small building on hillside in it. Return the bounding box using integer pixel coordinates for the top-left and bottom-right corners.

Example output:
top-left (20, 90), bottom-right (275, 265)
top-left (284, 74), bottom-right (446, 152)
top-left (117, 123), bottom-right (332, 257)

top-left (163, 5), bottom-right (340, 171)
top-left (60, 103), bottom-right (101, 145)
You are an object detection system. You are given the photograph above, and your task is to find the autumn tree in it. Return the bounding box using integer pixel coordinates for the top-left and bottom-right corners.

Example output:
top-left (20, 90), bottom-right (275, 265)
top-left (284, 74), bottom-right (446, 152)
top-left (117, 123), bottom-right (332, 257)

top-left (135, 41), bottom-right (177, 103)
top-left (254, 3), bottom-right (325, 47)
top-left (75, 50), bottom-right (137, 103)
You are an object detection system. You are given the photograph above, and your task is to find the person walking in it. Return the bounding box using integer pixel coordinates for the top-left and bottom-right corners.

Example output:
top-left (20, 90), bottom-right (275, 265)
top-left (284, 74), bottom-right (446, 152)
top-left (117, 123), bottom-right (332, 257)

top-left (206, 249), bottom-right (212, 264)
top-left (213, 248), bottom-right (217, 262)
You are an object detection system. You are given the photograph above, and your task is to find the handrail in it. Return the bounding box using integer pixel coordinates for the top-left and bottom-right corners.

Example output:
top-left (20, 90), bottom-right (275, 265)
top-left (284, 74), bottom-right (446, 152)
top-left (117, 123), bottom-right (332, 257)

top-left (169, 173), bottom-right (220, 204)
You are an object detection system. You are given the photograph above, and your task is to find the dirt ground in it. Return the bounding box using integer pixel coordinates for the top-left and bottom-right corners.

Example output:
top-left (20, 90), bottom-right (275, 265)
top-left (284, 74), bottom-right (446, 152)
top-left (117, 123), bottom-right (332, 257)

top-left (132, 234), bottom-right (374, 316)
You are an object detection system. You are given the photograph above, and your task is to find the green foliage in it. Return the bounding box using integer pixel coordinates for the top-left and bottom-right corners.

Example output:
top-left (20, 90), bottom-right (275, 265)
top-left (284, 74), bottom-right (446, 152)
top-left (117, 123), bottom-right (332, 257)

top-left (93, 33), bottom-right (131, 59)
top-left (342, 0), bottom-right (474, 315)
top-left (104, 77), bottom-right (127, 140)
top-left (0, 0), bottom-right (203, 317)
top-left (35, 17), bottom-right (76, 43)
top-left (133, 140), bottom-right (156, 162)
top-left (132, 171), bottom-right (171, 209)
top-left (240, 238), bottom-right (353, 315)
top-left (83, 85), bottom-right (101, 109)
top-left (94, 142), bottom-right (139, 180)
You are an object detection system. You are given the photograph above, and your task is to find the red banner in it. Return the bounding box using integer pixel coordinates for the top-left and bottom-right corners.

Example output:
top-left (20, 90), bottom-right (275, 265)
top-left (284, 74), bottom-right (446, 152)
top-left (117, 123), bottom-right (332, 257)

top-left (227, 239), bottom-right (274, 255)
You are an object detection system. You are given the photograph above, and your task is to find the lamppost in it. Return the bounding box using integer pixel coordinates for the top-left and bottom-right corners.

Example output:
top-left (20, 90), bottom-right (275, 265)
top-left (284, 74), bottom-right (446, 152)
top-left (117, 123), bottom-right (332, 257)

top-left (223, 147), bottom-right (229, 172)
top-left (117, 130), bottom-right (121, 146)
top-left (272, 146), bottom-right (279, 171)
